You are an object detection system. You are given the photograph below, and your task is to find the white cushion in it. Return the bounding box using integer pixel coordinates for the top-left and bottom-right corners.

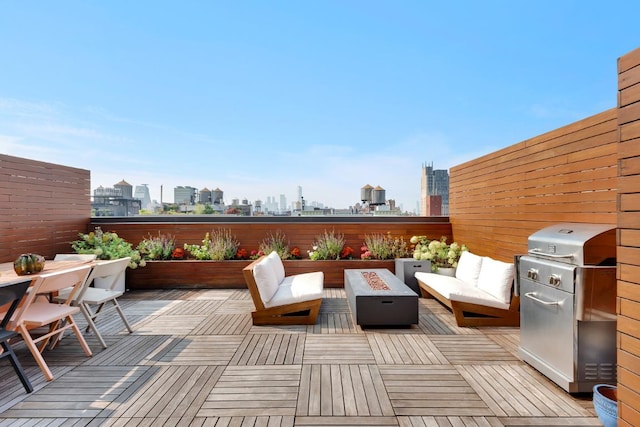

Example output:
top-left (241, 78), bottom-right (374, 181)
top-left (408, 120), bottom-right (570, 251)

top-left (253, 256), bottom-right (280, 304)
top-left (415, 272), bottom-right (510, 310)
top-left (455, 251), bottom-right (483, 287)
top-left (476, 257), bottom-right (514, 305)
top-left (265, 272), bottom-right (324, 308)
top-left (267, 251), bottom-right (285, 284)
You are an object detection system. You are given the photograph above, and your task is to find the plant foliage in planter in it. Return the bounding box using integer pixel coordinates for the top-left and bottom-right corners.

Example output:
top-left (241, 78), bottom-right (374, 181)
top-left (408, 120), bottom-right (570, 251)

top-left (72, 227), bottom-right (145, 269)
top-left (360, 232), bottom-right (410, 260)
top-left (258, 230), bottom-right (291, 259)
top-left (137, 232), bottom-right (177, 260)
top-left (184, 228), bottom-right (240, 260)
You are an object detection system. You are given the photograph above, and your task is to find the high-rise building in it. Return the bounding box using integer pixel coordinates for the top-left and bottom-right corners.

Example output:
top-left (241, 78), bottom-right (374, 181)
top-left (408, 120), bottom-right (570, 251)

top-left (279, 194), bottom-right (286, 213)
top-left (420, 162), bottom-right (449, 216)
top-left (134, 184), bottom-right (152, 210)
top-left (174, 186), bottom-right (197, 205)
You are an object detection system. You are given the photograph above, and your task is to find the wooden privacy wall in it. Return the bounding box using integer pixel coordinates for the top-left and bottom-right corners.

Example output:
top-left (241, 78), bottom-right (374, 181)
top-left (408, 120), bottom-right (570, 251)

top-left (0, 154), bottom-right (91, 262)
top-left (617, 47), bottom-right (640, 427)
top-left (448, 109), bottom-right (618, 262)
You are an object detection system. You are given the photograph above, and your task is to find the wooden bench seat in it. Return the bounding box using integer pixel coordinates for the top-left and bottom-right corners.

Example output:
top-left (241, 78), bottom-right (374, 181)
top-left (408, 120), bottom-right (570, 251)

top-left (415, 252), bottom-right (520, 327)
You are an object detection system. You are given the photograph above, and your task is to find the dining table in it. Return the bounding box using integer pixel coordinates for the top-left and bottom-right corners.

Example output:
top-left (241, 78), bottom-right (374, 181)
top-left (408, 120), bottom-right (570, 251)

top-left (0, 259), bottom-right (96, 287)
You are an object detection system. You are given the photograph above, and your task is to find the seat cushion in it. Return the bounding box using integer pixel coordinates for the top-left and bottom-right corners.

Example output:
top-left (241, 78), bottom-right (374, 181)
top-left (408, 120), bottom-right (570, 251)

top-left (415, 272), bottom-right (509, 310)
top-left (267, 251), bottom-right (286, 284)
top-left (265, 272), bottom-right (324, 308)
top-left (253, 256), bottom-right (280, 304)
top-left (455, 251), bottom-right (483, 287)
top-left (476, 257), bottom-right (514, 305)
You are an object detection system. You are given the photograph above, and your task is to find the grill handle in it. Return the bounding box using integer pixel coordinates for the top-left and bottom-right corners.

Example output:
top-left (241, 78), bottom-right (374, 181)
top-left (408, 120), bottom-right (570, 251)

top-left (528, 248), bottom-right (574, 259)
top-left (524, 292), bottom-right (560, 306)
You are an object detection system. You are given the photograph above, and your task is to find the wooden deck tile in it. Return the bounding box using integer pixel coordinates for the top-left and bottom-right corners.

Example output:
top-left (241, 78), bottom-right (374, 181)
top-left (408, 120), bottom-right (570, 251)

top-left (368, 333), bottom-right (449, 365)
top-left (303, 335), bottom-right (376, 364)
top-left (199, 366), bottom-right (301, 417)
top-left (230, 333), bottom-right (305, 366)
top-left (191, 313), bottom-right (253, 335)
top-left (379, 365), bottom-right (492, 417)
top-left (297, 364), bottom-right (394, 417)
top-left (429, 336), bottom-right (520, 365)
top-left (154, 335), bottom-right (244, 365)
top-left (458, 365), bottom-right (594, 418)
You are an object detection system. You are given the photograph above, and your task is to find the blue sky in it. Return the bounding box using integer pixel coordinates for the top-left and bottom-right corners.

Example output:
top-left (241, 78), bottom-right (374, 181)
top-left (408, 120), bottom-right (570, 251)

top-left (1, 1), bottom-right (638, 212)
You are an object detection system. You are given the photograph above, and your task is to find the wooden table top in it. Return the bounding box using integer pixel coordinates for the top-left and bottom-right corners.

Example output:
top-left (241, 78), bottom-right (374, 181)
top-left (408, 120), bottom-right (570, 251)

top-left (0, 259), bottom-right (95, 287)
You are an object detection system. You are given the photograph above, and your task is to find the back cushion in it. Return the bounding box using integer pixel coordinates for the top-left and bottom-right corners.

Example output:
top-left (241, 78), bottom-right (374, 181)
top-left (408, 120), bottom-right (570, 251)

top-left (253, 256), bottom-right (280, 303)
top-left (455, 251), bottom-right (483, 287)
top-left (476, 257), bottom-right (514, 304)
top-left (267, 251), bottom-right (286, 283)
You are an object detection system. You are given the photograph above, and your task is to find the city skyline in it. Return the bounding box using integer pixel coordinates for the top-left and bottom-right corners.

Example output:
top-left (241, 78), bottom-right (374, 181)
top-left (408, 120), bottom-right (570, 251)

top-left (94, 179), bottom-right (391, 213)
top-left (1, 2), bottom-right (638, 210)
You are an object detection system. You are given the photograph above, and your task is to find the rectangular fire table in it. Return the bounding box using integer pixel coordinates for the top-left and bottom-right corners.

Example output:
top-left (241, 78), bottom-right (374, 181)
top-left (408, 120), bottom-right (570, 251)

top-left (344, 268), bottom-right (418, 326)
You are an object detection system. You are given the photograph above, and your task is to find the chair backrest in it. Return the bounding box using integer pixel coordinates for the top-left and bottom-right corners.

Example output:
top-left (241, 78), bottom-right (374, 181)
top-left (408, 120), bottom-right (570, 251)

top-left (54, 254), bottom-right (98, 261)
top-left (84, 257), bottom-right (131, 293)
top-left (0, 280), bottom-right (31, 328)
top-left (9, 265), bottom-right (92, 328)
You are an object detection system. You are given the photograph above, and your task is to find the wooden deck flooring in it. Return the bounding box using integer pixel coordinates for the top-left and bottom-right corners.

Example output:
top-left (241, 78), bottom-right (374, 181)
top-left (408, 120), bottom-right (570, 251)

top-left (0, 288), bottom-right (601, 426)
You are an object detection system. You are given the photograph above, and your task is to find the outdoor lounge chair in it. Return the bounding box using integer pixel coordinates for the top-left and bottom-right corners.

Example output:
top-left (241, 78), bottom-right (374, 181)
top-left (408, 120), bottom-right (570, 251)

top-left (242, 251), bottom-right (323, 325)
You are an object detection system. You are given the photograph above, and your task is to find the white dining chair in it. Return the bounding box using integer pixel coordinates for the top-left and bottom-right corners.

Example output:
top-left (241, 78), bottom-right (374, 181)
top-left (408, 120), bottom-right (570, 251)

top-left (54, 257), bottom-right (132, 348)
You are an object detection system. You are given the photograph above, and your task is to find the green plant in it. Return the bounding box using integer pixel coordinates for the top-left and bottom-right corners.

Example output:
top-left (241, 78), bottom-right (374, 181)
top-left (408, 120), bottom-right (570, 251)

top-left (308, 230), bottom-right (345, 260)
top-left (258, 230), bottom-right (290, 259)
top-left (361, 232), bottom-right (410, 260)
top-left (137, 232), bottom-right (176, 260)
top-left (71, 227), bottom-right (145, 269)
top-left (184, 228), bottom-right (240, 260)
top-left (412, 235), bottom-right (468, 271)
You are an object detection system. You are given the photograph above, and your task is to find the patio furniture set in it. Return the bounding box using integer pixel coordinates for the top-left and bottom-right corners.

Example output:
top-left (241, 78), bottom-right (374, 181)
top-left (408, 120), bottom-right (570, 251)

top-left (0, 256), bottom-right (133, 393)
top-left (243, 250), bottom-right (517, 328)
top-left (1, 250), bottom-right (516, 395)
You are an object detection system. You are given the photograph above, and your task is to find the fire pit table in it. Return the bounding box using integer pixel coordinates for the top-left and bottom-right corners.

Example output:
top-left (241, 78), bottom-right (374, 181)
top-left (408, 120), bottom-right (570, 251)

top-left (344, 268), bottom-right (418, 326)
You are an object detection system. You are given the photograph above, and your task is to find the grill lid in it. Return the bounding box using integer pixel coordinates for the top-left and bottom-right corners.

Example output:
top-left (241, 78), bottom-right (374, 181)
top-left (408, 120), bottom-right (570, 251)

top-left (527, 223), bottom-right (616, 266)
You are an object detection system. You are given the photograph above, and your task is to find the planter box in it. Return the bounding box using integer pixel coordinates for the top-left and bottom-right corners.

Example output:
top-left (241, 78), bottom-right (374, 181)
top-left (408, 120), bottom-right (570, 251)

top-left (126, 259), bottom-right (395, 290)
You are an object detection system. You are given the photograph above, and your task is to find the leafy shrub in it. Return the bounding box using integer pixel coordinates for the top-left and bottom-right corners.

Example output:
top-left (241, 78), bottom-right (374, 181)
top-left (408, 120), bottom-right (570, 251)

top-left (258, 230), bottom-right (290, 259)
top-left (137, 232), bottom-right (176, 260)
top-left (72, 226), bottom-right (145, 268)
top-left (184, 228), bottom-right (240, 260)
top-left (308, 230), bottom-right (345, 260)
top-left (361, 233), bottom-right (410, 260)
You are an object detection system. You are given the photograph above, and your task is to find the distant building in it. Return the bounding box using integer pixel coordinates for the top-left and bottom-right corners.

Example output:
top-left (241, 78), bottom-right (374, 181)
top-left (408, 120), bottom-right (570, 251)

top-left (92, 180), bottom-right (140, 216)
top-left (134, 184), bottom-right (152, 210)
top-left (421, 162), bottom-right (449, 216)
top-left (212, 187), bottom-right (224, 205)
top-left (424, 195), bottom-right (442, 216)
top-left (114, 179), bottom-right (133, 199)
top-left (174, 186), bottom-right (197, 205)
top-left (199, 187), bottom-right (212, 204)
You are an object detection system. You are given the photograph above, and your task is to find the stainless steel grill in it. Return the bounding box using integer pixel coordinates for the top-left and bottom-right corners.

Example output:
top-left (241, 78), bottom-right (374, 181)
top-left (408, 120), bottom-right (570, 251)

top-left (515, 223), bottom-right (617, 393)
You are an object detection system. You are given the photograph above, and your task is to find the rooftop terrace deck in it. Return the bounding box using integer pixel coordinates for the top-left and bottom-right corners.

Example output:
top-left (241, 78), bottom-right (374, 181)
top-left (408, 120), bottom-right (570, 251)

top-left (0, 288), bottom-right (600, 426)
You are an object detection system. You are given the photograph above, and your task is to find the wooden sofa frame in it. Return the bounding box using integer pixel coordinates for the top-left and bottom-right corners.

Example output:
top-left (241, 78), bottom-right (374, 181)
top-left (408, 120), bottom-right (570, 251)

top-left (242, 257), bottom-right (322, 325)
top-left (417, 278), bottom-right (520, 327)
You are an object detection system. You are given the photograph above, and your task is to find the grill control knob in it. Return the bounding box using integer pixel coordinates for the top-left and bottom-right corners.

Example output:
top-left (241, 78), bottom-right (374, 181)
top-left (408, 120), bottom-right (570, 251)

top-left (549, 274), bottom-right (561, 286)
top-left (527, 269), bottom-right (538, 280)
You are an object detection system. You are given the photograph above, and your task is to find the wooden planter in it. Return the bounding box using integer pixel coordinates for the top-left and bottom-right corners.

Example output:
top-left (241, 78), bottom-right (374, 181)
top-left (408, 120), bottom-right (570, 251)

top-left (126, 259), bottom-right (396, 290)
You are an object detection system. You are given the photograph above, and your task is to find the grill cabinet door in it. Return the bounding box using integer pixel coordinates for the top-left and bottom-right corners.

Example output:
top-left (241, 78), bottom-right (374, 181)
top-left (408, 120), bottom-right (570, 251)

top-left (519, 278), bottom-right (575, 383)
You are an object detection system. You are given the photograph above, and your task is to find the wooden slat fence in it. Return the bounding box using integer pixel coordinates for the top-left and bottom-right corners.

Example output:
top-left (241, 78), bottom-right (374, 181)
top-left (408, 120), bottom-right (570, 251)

top-left (448, 109), bottom-right (618, 262)
top-left (0, 154), bottom-right (91, 262)
top-left (617, 46), bottom-right (640, 427)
